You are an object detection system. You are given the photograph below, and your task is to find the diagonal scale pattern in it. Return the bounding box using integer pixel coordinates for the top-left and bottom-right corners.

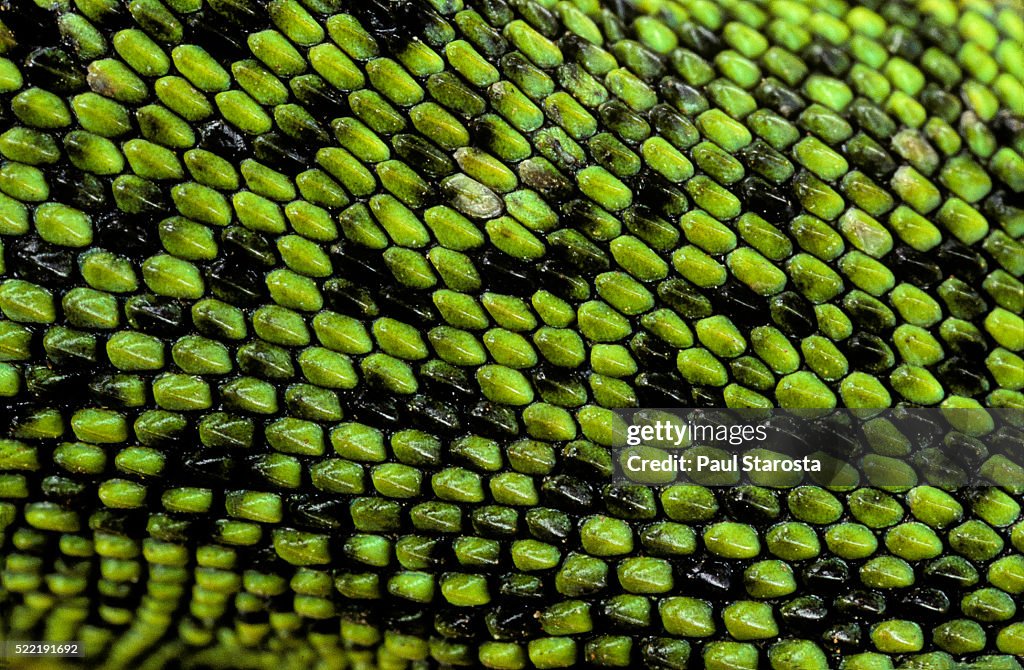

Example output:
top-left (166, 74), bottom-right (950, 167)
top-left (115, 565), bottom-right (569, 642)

top-left (0, 0), bottom-right (1021, 667)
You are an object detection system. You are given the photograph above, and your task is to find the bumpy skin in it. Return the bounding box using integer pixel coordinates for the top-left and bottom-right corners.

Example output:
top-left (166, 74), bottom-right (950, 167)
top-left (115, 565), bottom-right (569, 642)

top-left (0, 0), bottom-right (1022, 668)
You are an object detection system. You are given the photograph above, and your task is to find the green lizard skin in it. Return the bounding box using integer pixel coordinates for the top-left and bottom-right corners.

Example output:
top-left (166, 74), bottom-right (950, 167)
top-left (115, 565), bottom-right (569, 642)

top-left (0, 0), bottom-right (1021, 668)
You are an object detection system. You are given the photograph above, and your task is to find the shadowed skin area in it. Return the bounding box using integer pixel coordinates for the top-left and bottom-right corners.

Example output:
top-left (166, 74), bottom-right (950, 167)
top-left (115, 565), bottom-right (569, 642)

top-left (0, 0), bottom-right (1022, 668)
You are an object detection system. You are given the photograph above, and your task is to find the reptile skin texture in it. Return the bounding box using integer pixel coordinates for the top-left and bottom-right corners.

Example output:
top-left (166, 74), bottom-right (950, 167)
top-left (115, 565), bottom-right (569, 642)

top-left (0, 0), bottom-right (1021, 668)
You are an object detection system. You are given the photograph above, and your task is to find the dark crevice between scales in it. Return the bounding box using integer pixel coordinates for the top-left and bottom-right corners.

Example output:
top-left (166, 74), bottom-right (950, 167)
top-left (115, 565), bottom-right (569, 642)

top-left (341, 0), bottom-right (440, 50)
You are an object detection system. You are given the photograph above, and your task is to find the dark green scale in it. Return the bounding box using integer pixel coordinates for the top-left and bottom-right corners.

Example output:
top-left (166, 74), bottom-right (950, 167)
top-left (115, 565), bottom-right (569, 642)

top-left (0, 0), bottom-right (1022, 668)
